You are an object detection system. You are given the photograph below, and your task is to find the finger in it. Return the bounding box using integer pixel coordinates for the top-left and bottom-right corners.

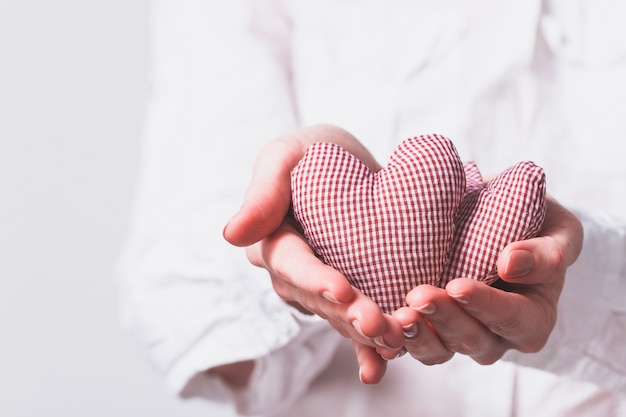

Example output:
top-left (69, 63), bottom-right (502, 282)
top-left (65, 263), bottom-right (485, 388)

top-left (329, 310), bottom-right (397, 351)
top-left (289, 287), bottom-right (388, 341)
top-left (497, 195), bottom-right (583, 284)
top-left (540, 195), bottom-right (584, 266)
top-left (353, 341), bottom-right (387, 384)
top-left (392, 307), bottom-right (420, 337)
top-left (403, 319), bottom-right (455, 365)
top-left (249, 221), bottom-right (356, 304)
top-left (250, 220), bottom-right (390, 337)
top-left (376, 346), bottom-right (407, 361)
top-left (344, 292), bottom-right (390, 339)
top-left (445, 278), bottom-right (554, 352)
top-left (374, 314), bottom-right (405, 352)
top-left (391, 307), bottom-right (455, 365)
top-left (497, 237), bottom-right (566, 287)
top-left (269, 267), bottom-right (390, 342)
top-left (328, 308), bottom-right (405, 359)
top-left (224, 138), bottom-right (305, 247)
top-left (406, 285), bottom-right (505, 364)
top-left (329, 309), bottom-right (405, 353)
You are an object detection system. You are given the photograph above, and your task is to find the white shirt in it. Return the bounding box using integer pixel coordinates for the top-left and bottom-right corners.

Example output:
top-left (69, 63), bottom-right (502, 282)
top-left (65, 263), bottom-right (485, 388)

top-left (117, 0), bottom-right (626, 415)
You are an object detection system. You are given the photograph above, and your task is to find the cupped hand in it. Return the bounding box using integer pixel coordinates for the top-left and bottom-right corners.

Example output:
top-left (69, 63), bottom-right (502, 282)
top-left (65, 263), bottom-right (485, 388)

top-left (402, 195), bottom-right (583, 364)
top-left (224, 124), bottom-right (380, 247)
top-left (223, 125), bottom-right (404, 383)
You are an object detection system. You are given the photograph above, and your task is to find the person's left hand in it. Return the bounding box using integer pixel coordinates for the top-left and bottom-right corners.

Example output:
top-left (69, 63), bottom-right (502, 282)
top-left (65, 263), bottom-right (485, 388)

top-left (384, 196), bottom-right (584, 366)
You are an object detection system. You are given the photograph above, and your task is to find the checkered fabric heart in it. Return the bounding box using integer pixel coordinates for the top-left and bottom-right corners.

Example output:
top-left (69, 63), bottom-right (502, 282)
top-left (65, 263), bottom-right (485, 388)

top-left (438, 161), bottom-right (546, 286)
top-left (291, 135), bottom-right (546, 313)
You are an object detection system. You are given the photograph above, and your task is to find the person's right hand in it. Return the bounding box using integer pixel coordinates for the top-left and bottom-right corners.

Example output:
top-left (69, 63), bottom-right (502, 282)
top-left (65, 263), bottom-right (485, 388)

top-left (246, 215), bottom-right (406, 382)
top-left (223, 125), bottom-right (405, 383)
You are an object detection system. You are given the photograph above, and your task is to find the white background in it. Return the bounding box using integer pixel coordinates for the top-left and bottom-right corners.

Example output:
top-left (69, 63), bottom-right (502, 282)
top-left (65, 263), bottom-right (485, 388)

top-left (0, 1), bottom-right (210, 415)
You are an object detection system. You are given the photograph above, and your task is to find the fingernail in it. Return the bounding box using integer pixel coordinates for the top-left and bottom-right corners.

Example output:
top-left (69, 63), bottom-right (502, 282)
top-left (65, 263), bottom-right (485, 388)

top-left (352, 320), bottom-right (365, 337)
top-left (374, 336), bottom-right (389, 348)
top-left (402, 323), bottom-right (418, 339)
top-left (322, 291), bottom-right (340, 304)
top-left (448, 292), bottom-right (470, 304)
top-left (505, 250), bottom-right (534, 278)
top-left (381, 350), bottom-right (398, 360)
top-left (383, 348), bottom-right (407, 360)
top-left (411, 303), bottom-right (436, 315)
top-left (358, 366), bottom-right (365, 384)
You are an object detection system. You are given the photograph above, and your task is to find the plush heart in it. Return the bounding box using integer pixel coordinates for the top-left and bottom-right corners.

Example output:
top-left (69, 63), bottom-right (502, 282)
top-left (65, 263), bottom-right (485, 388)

top-left (291, 135), bottom-right (546, 313)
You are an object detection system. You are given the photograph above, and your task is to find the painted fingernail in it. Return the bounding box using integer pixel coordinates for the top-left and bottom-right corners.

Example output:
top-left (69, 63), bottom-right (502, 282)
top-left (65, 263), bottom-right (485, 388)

top-left (402, 323), bottom-right (418, 339)
top-left (505, 250), bottom-right (534, 278)
top-left (412, 303), bottom-right (436, 315)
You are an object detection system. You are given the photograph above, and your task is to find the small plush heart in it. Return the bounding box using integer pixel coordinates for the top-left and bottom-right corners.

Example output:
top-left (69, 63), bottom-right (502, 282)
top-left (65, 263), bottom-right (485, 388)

top-left (438, 161), bottom-right (546, 286)
top-left (291, 135), bottom-right (546, 313)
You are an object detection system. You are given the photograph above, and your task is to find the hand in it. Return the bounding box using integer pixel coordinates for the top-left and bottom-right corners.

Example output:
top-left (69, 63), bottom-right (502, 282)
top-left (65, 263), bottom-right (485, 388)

top-left (246, 216), bottom-right (405, 380)
top-left (224, 124), bottom-right (381, 247)
top-left (401, 195), bottom-right (583, 365)
top-left (224, 125), bottom-right (403, 384)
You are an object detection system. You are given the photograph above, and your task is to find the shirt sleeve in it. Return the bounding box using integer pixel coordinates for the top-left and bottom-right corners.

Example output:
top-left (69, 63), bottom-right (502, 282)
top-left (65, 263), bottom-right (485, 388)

top-left (504, 210), bottom-right (626, 395)
top-left (116, 0), bottom-right (340, 414)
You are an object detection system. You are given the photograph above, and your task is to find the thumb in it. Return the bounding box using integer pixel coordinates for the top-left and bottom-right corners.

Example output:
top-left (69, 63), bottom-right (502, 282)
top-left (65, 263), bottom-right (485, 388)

top-left (497, 195), bottom-right (583, 284)
top-left (224, 125), bottom-right (381, 247)
top-left (496, 237), bottom-right (562, 284)
top-left (223, 138), bottom-right (304, 247)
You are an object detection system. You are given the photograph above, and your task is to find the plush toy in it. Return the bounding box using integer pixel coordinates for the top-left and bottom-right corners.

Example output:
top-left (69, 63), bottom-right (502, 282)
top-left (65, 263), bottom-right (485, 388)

top-left (291, 134), bottom-right (546, 314)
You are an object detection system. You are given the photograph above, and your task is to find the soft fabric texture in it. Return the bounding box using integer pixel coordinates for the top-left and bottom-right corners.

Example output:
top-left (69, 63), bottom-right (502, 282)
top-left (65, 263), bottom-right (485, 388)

top-left (292, 135), bottom-right (546, 313)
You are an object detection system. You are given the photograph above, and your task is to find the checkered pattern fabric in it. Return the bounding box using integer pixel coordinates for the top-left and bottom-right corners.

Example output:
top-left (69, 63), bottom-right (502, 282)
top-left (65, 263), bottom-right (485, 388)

top-left (439, 161), bottom-right (546, 286)
top-left (291, 135), bottom-right (546, 313)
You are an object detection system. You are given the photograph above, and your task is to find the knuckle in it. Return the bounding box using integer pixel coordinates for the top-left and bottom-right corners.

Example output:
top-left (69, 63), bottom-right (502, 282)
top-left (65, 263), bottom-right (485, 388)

top-left (472, 345), bottom-right (507, 365)
top-left (446, 333), bottom-right (483, 355)
top-left (490, 310), bottom-right (523, 339)
top-left (271, 280), bottom-right (292, 301)
top-left (270, 257), bottom-right (290, 281)
top-left (544, 236), bottom-right (567, 276)
top-left (518, 333), bottom-right (550, 353)
top-left (515, 306), bottom-right (556, 353)
top-left (268, 247), bottom-right (300, 282)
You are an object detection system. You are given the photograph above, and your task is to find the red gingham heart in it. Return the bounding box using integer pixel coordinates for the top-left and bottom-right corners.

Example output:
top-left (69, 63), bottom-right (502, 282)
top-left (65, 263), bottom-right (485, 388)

top-left (439, 161), bottom-right (546, 286)
top-left (292, 135), bottom-right (546, 313)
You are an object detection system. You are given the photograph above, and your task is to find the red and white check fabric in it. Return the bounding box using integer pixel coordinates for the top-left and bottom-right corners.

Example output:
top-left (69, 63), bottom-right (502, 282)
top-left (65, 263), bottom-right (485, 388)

top-left (439, 161), bottom-right (546, 286)
top-left (291, 135), bottom-right (546, 313)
